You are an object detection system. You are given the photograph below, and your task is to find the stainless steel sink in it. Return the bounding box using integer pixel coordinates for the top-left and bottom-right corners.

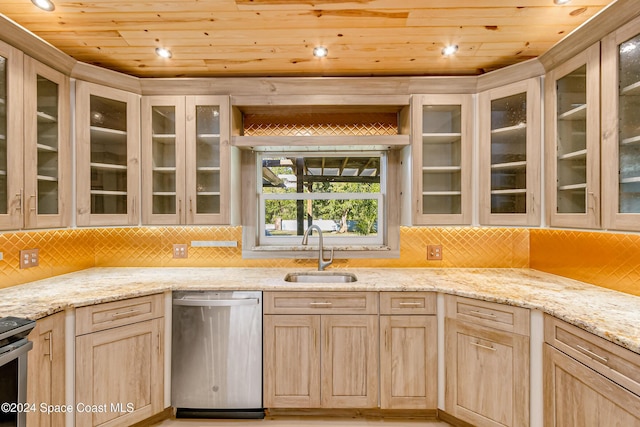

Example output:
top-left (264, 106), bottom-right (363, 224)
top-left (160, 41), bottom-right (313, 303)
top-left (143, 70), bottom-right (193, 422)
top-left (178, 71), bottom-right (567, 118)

top-left (284, 271), bottom-right (358, 283)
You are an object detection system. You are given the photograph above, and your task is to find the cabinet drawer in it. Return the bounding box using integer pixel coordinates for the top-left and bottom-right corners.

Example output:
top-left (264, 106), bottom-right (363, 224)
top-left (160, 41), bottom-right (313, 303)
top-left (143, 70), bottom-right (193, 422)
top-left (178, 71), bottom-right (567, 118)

top-left (380, 292), bottom-right (436, 315)
top-left (264, 292), bottom-right (378, 315)
top-left (544, 314), bottom-right (640, 396)
top-left (75, 293), bottom-right (164, 336)
top-left (445, 295), bottom-right (529, 336)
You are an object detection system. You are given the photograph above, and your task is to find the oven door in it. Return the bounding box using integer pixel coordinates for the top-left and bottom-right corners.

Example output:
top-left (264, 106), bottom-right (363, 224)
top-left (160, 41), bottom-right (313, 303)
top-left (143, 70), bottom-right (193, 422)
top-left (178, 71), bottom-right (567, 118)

top-left (0, 339), bottom-right (33, 427)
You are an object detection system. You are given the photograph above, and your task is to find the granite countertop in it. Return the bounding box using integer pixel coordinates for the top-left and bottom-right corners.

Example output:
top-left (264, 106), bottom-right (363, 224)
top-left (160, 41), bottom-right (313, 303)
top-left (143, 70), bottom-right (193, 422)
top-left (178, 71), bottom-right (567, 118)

top-left (0, 267), bottom-right (638, 354)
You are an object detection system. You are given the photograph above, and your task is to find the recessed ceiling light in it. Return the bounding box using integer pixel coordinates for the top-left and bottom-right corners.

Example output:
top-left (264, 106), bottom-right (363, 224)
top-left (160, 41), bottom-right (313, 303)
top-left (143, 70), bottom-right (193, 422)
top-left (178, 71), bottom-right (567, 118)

top-left (441, 45), bottom-right (459, 56)
top-left (31, 0), bottom-right (55, 11)
top-left (313, 46), bottom-right (328, 58)
top-left (554, 0), bottom-right (572, 4)
top-left (155, 47), bottom-right (172, 59)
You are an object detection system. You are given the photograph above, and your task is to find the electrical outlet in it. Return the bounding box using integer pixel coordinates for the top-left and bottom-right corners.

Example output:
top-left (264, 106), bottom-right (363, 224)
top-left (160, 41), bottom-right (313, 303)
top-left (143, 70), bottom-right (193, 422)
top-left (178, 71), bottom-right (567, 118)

top-left (173, 244), bottom-right (188, 259)
top-left (427, 244), bottom-right (443, 261)
top-left (19, 248), bottom-right (39, 269)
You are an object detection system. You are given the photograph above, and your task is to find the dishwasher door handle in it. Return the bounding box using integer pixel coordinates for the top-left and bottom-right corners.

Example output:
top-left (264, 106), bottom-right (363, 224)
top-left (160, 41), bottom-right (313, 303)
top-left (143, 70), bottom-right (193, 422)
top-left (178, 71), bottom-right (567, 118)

top-left (173, 298), bottom-right (260, 307)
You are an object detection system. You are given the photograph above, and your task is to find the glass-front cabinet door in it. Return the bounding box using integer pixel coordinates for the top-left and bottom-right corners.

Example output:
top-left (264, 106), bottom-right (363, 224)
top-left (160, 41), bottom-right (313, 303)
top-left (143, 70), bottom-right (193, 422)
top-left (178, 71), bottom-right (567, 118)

top-left (23, 57), bottom-right (70, 229)
top-left (142, 96), bottom-right (186, 224)
top-left (602, 16), bottom-right (640, 231)
top-left (411, 94), bottom-right (472, 225)
top-left (76, 81), bottom-right (140, 226)
top-left (479, 79), bottom-right (541, 226)
top-left (185, 96), bottom-right (229, 224)
top-left (545, 43), bottom-right (600, 229)
top-left (142, 95), bottom-right (229, 225)
top-left (0, 41), bottom-right (22, 230)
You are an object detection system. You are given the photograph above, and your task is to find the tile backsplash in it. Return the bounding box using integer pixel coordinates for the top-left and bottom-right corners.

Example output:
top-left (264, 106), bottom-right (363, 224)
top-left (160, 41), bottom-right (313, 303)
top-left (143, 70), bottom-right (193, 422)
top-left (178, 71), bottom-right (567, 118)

top-left (0, 226), bottom-right (638, 297)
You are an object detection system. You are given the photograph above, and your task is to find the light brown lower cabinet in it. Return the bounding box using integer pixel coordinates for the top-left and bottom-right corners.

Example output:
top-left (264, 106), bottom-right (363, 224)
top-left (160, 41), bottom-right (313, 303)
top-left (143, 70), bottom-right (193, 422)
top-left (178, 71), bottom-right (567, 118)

top-left (263, 291), bottom-right (379, 409)
top-left (27, 311), bottom-right (65, 427)
top-left (544, 344), bottom-right (640, 426)
top-left (544, 314), bottom-right (640, 426)
top-left (444, 295), bottom-right (530, 427)
top-left (75, 294), bottom-right (165, 427)
top-left (379, 292), bottom-right (437, 410)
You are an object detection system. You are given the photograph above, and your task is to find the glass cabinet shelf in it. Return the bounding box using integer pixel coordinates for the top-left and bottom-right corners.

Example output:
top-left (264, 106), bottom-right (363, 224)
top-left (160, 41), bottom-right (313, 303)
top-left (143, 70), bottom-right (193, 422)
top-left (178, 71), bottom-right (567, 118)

top-left (491, 161), bottom-right (527, 169)
top-left (91, 190), bottom-right (127, 195)
top-left (558, 149), bottom-right (587, 160)
top-left (621, 80), bottom-right (640, 95)
top-left (90, 162), bottom-right (127, 171)
top-left (558, 104), bottom-right (587, 120)
top-left (491, 123), bottom-right (526, 134)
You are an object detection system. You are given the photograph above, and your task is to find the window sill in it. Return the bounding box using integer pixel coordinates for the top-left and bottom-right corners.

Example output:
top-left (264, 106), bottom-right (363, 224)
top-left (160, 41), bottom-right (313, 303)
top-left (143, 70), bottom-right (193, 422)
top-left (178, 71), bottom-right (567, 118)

top-left (243, 245), bottom-right (398, 259)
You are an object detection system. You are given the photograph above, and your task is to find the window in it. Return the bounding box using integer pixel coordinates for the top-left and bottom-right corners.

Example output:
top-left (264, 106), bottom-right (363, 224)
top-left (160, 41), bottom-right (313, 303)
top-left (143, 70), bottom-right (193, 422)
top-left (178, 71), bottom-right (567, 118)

top-left (258, 152), bottom-right (386, 247)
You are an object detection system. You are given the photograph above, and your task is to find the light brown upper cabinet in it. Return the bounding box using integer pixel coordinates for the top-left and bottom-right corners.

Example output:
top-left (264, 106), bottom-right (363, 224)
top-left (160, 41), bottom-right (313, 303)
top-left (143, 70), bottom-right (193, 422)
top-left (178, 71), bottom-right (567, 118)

top-left (545, 43), bottom-right (601, 229)
top-left (479, 79), bottom-right (541, 226)
top-left (142, 95), bottom-right (230, 225)
top-left (76, 81), bottom-right (140, 226)
top-left (24, 57), bottom-right (71, 229)
top-left (0, 50), bottom-right (70, 231)
top-left (411, 94), bottom-right (472, 225)
top-left (0, 40), bottom-right (23, 230)
top-left (602, 16), bottom-right (640, 231)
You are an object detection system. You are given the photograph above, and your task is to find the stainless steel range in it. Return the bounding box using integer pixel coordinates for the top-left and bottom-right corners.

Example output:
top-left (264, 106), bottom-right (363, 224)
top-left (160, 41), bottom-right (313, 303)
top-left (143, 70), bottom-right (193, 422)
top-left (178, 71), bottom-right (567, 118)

top-left (0, 317), bottom-right (36, 427)
top-left (171, 291), bottom-right (263, 419)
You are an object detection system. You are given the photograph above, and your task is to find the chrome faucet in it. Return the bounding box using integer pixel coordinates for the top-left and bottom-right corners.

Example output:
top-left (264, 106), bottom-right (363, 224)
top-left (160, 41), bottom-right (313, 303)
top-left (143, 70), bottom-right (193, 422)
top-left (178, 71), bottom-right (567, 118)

top-left (301, 225), bottom-right (334, 271)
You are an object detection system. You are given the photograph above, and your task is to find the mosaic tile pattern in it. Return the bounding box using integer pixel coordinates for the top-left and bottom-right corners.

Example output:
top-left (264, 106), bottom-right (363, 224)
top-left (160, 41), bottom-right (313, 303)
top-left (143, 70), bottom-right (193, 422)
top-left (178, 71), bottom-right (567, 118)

top-left (2, 226), bottom-right (638, 296)
top-left (0, 229), bottom-right (94, 289)
top-left (530, 229), bottom-right (640, 296)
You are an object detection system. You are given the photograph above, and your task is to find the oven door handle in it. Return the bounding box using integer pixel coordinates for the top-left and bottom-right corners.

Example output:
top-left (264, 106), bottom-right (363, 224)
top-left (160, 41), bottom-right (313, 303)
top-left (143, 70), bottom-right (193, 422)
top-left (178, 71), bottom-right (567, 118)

top-left (0, 339), bottom-right (33, 367)
top-left (173, 298), bottom-right (260, 307)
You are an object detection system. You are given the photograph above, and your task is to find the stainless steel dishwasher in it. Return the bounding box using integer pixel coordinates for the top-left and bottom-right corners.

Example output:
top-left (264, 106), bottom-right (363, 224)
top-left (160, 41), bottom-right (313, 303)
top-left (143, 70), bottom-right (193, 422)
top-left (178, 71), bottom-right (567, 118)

top-left (171, 291), bottom-right (263, 419)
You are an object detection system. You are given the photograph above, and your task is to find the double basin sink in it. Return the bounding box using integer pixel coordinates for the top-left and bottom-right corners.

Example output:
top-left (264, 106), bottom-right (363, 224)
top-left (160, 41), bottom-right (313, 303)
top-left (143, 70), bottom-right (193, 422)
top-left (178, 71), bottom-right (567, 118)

top-left (284, 271), bottom-right (357, 283)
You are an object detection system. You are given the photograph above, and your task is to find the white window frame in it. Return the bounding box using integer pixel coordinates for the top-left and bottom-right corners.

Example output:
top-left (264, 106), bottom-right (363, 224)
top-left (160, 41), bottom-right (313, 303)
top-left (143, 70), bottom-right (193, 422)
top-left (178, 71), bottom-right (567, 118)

top-left (257, 151), bottom-right (387, 248)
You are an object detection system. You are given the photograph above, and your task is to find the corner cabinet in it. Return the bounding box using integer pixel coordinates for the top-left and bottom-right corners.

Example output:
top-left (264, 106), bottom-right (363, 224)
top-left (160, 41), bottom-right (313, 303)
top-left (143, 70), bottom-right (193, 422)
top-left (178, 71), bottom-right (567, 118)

top-left (75, 294), bottom-right (165, 427)
top-left (141, 95), bottom-right (230, 225)
top-left (544, 315), bottom-right (640, 426)
top-left (76, 81), bottom-right (140, 226)
top-left (445, 295), bottom-right (530, 427)
top-left (545, 43), bottom-right (600, 229)
top-left (602, 15), bottom-right (640, 231)
top-left (479, 79), bottom-right (541, 226)
top-left (411, 94), bottom-right (472, 225)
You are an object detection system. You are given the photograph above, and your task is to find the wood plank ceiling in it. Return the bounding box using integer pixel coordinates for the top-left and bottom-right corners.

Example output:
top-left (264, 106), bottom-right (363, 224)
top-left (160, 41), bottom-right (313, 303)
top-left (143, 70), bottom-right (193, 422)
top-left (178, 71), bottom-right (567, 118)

top-left (0, 0), bottom-right (615, 78)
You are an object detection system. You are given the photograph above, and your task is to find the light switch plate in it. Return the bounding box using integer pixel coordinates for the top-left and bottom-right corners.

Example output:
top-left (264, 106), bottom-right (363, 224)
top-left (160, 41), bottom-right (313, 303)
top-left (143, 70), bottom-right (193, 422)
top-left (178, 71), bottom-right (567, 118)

top-left (427, 244), bottom-right (443, 261)
top-left (173, 244), bottom-right (188, 259)
top-left (20, 248), bottom-right (39, 269)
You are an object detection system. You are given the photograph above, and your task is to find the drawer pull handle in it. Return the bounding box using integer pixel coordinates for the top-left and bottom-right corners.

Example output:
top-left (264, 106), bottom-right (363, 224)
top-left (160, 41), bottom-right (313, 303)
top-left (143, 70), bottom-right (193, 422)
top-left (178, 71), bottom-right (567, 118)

top-left (111, 309), bottom-right (142, 318)
top-left (399, 302), bottom-right (422, 306)
top-left (470, 341), bottom-right (496, 351)
top-left (309, 302), bottom-right (332, 307)
top-left (469, 310), bottom-right (497, 318)
top-left (576, 344), bottom-right (609, 364)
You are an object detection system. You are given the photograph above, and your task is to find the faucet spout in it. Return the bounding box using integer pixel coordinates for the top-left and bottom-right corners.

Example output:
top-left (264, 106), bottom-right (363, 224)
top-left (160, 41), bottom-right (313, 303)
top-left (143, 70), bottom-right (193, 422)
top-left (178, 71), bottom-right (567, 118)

top-left (302, 224), bottom-right (334, 271)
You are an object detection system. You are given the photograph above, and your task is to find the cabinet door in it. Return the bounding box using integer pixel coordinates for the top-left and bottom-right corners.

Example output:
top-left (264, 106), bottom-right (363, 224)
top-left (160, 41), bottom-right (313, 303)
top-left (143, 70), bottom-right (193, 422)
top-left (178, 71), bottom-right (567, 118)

top-left (545, 43), bottom-right (600, 228)
top-left (0, 41), bottom-right (23, 230)
top-left (380, 315), bottom-right (436, 409)
top-left (479, 78), bottom-right (541, 226)
top-left (75, 318), bottom-right (164, 427)
top-left (263, 314), bottom-right (321, 408)
top-left (185, 95), bottom-right (230, 224)
top-left (445, 319), bottom-right (529, 427)
top-left (321, 315), bottom-right (378, 408)
top-left (23, 57), bottom-right (71, 229)
top-left (411, 94), bottom-right (472, 225)
top-left (27, 311), bottom-right (65, 427)
top-left (602, 16), bottom-right (640, 230)
top-left (142, 96), bottom-right (186, 224)
top-left (76, 81), bottom-right (140, 226)
top-left (544, 344), bottom-right (640, 426)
